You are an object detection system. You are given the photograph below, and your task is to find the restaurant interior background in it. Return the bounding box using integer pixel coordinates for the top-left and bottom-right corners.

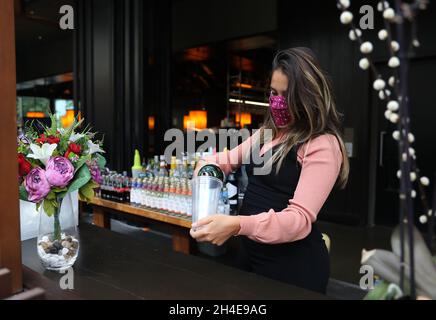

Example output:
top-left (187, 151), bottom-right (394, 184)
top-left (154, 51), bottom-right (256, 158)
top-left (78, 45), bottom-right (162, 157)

top-left (2, 0), bottom-right (436, 300)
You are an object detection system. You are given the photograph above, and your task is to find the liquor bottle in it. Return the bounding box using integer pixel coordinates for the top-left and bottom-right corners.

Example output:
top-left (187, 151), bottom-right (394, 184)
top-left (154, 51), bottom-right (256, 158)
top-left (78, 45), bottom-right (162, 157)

top-left (226, 172), bottom-right (238, 214)
top-left (169, 156), bottom-right (177, 177)
top-left (197, 164), bottom-right (225, 182)
top-left (158, 155), bottom-right (168, 177)
top-left (153, 155), bottom-right (159, 176)
top-left (131, 150), bottom-right (143, 179)
top-left (221, 187), bottom-right (230, 215)
top-left (130, 178), bottom-right (137, 206)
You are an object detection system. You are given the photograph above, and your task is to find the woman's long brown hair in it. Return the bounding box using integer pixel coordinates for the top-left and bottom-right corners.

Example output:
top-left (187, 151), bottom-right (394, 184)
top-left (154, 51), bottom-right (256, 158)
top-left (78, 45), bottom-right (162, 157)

top-left (261, 47), bottom-right (349, 188)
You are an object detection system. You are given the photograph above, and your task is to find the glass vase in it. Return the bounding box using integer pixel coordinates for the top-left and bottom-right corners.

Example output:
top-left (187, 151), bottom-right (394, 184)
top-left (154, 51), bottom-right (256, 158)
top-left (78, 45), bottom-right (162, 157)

top-left (37, 193), bottom-right (79, 271)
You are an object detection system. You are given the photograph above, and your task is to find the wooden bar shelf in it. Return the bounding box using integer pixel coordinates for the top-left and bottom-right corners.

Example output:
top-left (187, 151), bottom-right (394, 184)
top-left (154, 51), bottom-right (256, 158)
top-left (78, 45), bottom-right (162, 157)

top-left (81, 197), bottom-right (193, 254)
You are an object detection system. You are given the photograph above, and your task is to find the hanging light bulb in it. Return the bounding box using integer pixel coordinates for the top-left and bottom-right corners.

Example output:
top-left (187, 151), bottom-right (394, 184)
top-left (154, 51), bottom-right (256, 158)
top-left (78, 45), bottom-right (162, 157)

top-left (360, 41), bottom-right (373, 54)
top-left (420, 176), bottom-right (430, 186)
top-left (378, 29), bottom-right (388, 40)
top-left (340, 11), bottom-right (353, 24)
top-left (359, 58), bottom-right (370, 70)
top-left (373, 79), bottom-right (386, 91)
top-left (383, 8), bottom-right (395, 20)
top-left (349, 29), bottom-right (362, 41)
top-left (388, 57), bottom-right (400, 68)
top-left (391, 41), bottom-right (400, 52)
top-left (387, 100), bottom-right (399, 111)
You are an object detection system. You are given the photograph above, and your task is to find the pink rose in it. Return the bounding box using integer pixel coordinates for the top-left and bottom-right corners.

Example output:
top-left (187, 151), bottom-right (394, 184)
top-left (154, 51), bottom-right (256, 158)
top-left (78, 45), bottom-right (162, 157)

top-left (45, 156), bottom-right (74, 188)
top-left (25, 167), bottom-right (51, 203)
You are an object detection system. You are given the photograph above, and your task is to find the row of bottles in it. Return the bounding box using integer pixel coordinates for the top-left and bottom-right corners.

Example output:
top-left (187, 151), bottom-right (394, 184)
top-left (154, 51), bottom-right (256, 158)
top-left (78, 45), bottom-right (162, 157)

top-left (99, 171), bottom-right (131, 203)
top-left (130, 177), bottom-right (193, 218)
top-left (134, 152), bottom-right (207, 179)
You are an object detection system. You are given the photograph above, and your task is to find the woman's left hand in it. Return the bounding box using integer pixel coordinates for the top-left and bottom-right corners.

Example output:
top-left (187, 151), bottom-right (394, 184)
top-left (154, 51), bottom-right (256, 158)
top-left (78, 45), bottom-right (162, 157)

top-left (190, 215), bottom-right (241, 246)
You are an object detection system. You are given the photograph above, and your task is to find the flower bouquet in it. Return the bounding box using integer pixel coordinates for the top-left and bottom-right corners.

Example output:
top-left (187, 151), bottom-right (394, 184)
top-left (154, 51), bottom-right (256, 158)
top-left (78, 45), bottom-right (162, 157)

top-left (18, 115), bottom-right (106, 271)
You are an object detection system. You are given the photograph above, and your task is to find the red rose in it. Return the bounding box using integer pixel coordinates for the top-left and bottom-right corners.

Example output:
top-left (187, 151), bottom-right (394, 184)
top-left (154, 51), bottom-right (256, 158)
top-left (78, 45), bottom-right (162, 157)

top-left (18, 153), bottom-right (32, 176)
top-left (36, 134), bottom-right (46, 144)
top-left (68, 143), bottom-right (81, 155)
top-left (46, 135), bottom-right (60, 144)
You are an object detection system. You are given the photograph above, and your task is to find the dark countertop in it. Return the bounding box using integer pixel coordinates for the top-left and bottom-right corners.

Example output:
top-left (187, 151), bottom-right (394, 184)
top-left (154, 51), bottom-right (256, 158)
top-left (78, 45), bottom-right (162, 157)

top-left (21, 223), bottom-right (329, 300)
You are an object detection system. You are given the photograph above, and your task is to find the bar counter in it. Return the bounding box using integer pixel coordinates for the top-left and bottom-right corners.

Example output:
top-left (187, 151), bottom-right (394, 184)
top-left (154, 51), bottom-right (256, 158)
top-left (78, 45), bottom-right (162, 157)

top-left (21, 223), bottom-right (329, 300)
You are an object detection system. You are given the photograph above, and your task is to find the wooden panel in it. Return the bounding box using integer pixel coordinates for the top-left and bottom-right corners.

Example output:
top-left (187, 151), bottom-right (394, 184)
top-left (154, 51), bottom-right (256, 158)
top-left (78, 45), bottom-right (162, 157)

top-left (0, 268), bottom-right (12, 299)
top-left (87, 197), bottom-right (192, 228)
top-left (5, 287), bottom-right (45, 300)
top-left (172, 229), bottom-right (191, 254)
top-left (0, 0), bottom-right (23, 293)
top-left (92, 206), bottom-right (111, 229)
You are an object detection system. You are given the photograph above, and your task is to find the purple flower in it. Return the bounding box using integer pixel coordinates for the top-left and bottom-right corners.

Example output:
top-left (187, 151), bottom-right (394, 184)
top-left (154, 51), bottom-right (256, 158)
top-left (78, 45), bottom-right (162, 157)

top-left (25, 167), bottom-right (51, 203)
top-left (45, 156), bottom-right (74, 188)
top-left (17, 133), bottom-right (30, 145)
top-left (88, 160), bottom-right (103, 184)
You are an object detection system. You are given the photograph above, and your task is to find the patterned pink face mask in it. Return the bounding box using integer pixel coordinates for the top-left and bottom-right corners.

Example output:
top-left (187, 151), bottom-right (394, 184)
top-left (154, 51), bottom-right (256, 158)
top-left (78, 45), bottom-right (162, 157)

top-left (269, 95), bottom-right (292, 127)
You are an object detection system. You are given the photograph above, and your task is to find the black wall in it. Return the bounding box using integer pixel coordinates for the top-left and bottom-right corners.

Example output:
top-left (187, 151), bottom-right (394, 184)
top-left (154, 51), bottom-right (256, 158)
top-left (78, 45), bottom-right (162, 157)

top-left (76, 0), bottom-right (172, 171)
top-left (172, 0), bottom-right (277, 51)
top-left (278, 0), bottom-right (436, 226)
top-left (16, 37), bottom-right (73, 82)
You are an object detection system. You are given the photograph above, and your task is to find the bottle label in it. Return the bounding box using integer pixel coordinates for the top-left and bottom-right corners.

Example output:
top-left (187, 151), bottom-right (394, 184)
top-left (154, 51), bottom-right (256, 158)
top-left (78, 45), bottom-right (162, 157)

top-left (226, 182), bottom-right (238, 198)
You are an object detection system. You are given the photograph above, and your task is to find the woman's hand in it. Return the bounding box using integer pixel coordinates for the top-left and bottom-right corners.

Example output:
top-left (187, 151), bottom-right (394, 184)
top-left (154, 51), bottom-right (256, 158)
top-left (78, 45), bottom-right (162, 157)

top-left (190, 215), bottom-right (241, 246)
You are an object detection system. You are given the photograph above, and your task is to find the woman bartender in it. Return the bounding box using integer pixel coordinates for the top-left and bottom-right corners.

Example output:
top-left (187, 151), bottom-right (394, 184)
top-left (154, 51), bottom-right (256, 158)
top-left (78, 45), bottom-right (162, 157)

top-left (190, 47), bottom-right (349, 294)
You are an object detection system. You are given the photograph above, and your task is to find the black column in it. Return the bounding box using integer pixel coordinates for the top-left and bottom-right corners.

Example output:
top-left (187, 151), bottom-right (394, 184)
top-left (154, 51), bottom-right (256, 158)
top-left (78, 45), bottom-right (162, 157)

top-left (75, 0), bottom-right (172, 171)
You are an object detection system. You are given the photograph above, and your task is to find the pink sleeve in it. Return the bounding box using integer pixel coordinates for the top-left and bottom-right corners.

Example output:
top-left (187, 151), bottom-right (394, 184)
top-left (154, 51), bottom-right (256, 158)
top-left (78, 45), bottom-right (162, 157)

top-left (237, 134), bottom-right (342, 244)
top-left (198, 130), bottom-right (261, 176)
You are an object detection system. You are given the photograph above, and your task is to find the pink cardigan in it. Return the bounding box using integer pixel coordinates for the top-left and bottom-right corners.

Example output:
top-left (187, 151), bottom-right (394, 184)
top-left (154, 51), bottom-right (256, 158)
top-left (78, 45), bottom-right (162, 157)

top-left (202, 131), bottom-right (342, 244)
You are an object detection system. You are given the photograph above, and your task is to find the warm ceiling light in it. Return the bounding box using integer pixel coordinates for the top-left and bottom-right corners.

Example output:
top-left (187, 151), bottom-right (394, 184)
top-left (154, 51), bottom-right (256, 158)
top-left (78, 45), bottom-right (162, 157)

top-left (235, 82), bottom-right (253, 89)
top-left (148, 116), bottom-right (155, 130)
top-left (61, 109), bottom-right (75, 128)
top-left (188, 110), bottom-right (207, 130)
top-left (26, 111), bottom-right (45, 118)
top-left (235, 112), bottom-right (252, 127)
top-left (183, 115), bottom-right (190, 130)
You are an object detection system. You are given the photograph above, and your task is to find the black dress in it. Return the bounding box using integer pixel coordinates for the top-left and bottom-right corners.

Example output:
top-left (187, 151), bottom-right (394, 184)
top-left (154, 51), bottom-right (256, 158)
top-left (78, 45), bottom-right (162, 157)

top-left (238, 144), bottom-right (330, 294)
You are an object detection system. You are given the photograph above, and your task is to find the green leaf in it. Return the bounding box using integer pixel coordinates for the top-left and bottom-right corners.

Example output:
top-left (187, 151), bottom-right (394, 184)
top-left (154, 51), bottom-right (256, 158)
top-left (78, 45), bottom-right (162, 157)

top-left (61, 165), bottom-right (91, 197)
top-left (46, 191), bottom-right (56, 200)
top-left (94, 153), bottom-right (106, 170)
top-left (364, 281), bottom-right (389, 300)
top-left (43, 199), bottom-right (56, 217)
top-left (36, 202), bottom-right (41, 211)
top-left (52, 187), bottom-right (67, 193)
top-left (79, 185), bottom-right (94, 200)
top-left (19, 185), bottom-right (28, 201)
top-left (74, 154), bottom-right (91, 173)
